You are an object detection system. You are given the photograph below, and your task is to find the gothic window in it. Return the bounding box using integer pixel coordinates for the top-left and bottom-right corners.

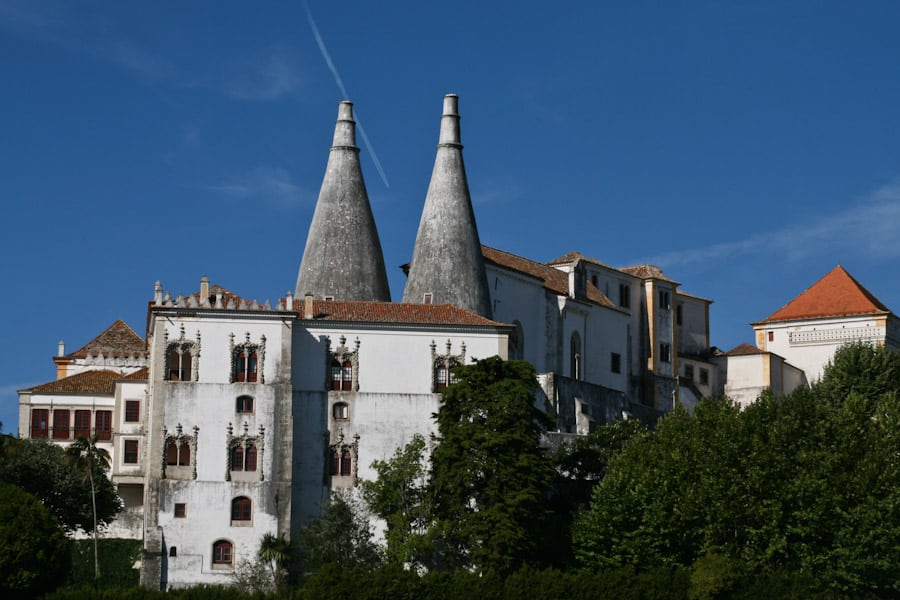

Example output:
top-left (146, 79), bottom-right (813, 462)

top-left (231, 496), bottom-right (252, 522)
top-left (570, 332), bottom-right (582, 380)
top-left (327, 335), bottom-right (359, 392)
top-left (166, 440), bottom-right (191, 466)
top-left (332, 402), bottom-right (349, 420)
top-left (31, 409), bottom-right (49, 439)
top-left (95, 410), bottom-right (112, 441)
top-left (331, 447), bottom-right (353, 476)
top-left (212, 540), bottom-right (233, 568)
top-left (52, 409), bottom-right (70, 440)
top-left (162, 424), bottom-right (197, 480)
top-left (230, 333), bottom-right (266, 384)
top-left (74, 410), bottom-right (91, 438)
top-left (431, 340), bottom-right (465, 393)
top-left (236, 395), bottom-right (254, 414)
top-left (230, 444), bottom-right (258, 472)
top-left (165, 325), bottom-right (200, 382)
top-left (225, 422), bottom-right (264, 481)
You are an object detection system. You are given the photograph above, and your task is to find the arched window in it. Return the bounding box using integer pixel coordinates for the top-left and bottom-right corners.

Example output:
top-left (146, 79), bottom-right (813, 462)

top-left (236, 395), bottom-right (254, 414)
top-left (330, 448), bottom-right (353, 476)
top-left (212, 540), bottom-right (233, 567)
top-left (570, 332), bottom-right (582, 380)
top-left (435, 364), bottom-right (449, 390)
top-left (166, 440), bottom-right (190, 466)
top-left (231, 444), bottom-right (258, 472)
top-left (231, 446), bottom-right (244, 471)
top-left (234, 349), bottom-right (258, 382)
top-left (245, 445), bottom-right (257, 472)
top-left (231, 496), bottom-right (251, 521)
top-left (331, 358), bottom-right (353, 391)
top-left (166, 344), bottom-right (193, 381)
top-left (332, 402), bottom-right (349, 420)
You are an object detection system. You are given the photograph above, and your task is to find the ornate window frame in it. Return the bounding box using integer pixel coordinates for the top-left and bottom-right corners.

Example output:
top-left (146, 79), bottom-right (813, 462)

top-left (225, 421), bottom-right (265, 482)
top-left (431, 339), bottom-right (466, 392)
top-left (164, 325), bottom-right (200, 382)
top-left (326, 335), bottom-right (360, 392)
top-left (162, 423), bottom-right (198, 480)
top-left (229, 332), bottom-right (266, 384)
top-left (326, 430), bottom-right (359, 482)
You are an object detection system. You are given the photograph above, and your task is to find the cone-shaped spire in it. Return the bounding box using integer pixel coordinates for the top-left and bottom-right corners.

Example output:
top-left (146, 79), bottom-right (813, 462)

top-left (295, 101), bottom-right (391, 301)
top-left (402, 94), bottom-right (492, 318)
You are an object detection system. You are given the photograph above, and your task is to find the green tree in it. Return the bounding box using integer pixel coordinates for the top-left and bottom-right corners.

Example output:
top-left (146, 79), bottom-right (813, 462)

top-left (258, 532), bottom-right (291, 588)
top-left (0, 482), bottom-right (71, 598)
top-left (429, 356), bottom-right (555, 574)
top-left (296, 491), bottom-right (382, 573)
top-left (816, 341), bottom-right (900, 406)
top-left (360, 433), bottom-right (434, 569)
top-left (66, 434), bottom-right (112, 579)
top-left (0, 437), bottom-right (121, 534)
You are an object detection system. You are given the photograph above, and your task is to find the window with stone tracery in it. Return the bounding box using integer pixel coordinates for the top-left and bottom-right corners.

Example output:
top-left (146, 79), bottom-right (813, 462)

top-left (327, 335), bottom-right (359, 392)
top-left (431, 339), bottom-right (465, 392)
top-left (165, 325), bottom-right (200, 382)
top-left (226, 422), bottom-right (264, 482)
top-left (230, 332), bottom-right (265, 384)
top-left (162, 424), bottom-right (197, 480)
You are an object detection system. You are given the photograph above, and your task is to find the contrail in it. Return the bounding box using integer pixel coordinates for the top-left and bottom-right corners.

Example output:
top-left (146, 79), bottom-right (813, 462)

top-left (304, 2), bottom-right (390, 189)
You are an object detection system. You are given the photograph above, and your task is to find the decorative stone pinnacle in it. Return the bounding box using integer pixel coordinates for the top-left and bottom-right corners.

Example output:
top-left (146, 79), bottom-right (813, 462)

top-left (332, 101), bottom-right (357, 148)
top-left (438, 93), bottom-right (461, 146)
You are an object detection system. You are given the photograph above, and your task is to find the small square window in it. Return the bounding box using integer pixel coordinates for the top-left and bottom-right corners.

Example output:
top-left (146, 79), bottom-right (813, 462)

top-left (333, 402), bottom-right (349, 420)
top-left (699, 368), bottom-right (709, 386)
top-left (423, 292), bottom-right (433, 304)
top-left (236, 395), bottom-right (254, 414)
top-left (174, 503), bottom-right (186, 518)
top-left (123, 439), bottom-right (139, 464)
top-left (610, 352), bottom-right (622, 374)
top-left (768, 331), bottom-right (774, 342)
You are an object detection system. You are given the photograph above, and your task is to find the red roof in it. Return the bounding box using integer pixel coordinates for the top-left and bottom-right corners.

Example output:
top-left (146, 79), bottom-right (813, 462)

top-left (292, 299), bottom-right (506, 327)
top-left (62, 320), bottom-right (146, 360)
top-left (482, 246), bottom-right (617, 309)
top-left (759, 265), bottom-right (892, 323)
top-left (23, 368), bottom-right (147, 395)
top-left (725, 342), bottom-right (766, 356)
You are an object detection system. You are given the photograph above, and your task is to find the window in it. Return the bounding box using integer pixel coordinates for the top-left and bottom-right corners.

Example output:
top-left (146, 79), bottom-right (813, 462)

top-left (231, 444), bottom-right (258, 472)
top-left (768, 331), bottom-right (774, 342)
top-left (231, 496), bottom-right (252, 522)
top-left (123, 439), bottom-right (139, 464)
top-left (659, 343), bottom-right (671, 363)
top-left (74, 410), bottom-right (91, 438)
top-left (332, 402), bottom-right (349, 420)
top-left (125, 400), bottom-right (140, 423)
top-left (699, 368), bottom-right (709, 386)
top-left (169, 547), bottom-right (177, 557)
top-left (618, 284), bottom-right (630, 308)
top-left (570, 332), bottom-right (582, 380)
top-left (234, 350), bottom-right (258, 383)
top-left (331, 448), bottom-right (352, 476)
top-left (676, 304), bottom-right (683, 326)
top-left (236, 395), bottom-right (254, 414)
top-left (166, 345), bottom-right (193, 381)
top-left (166, 440), bottom-right (190, 466)
top-left (423, 292), bottom-right (433, 304)
top-left (508, 321), bottom-right (524, 361)
top-left (435, 364), bottom-right (449, 390)
top-left (212, 540), bottom-right (233, 567)
top-left (31, 409), bottom-right (49, 439)
top-left (611, 352), bottom-right (622, 374)
top-left (174, 503), bottom-right (186, 518)
top-left (683, 364), bottom-right (694, 381)
top-left (331, 359), bottom-right (352, 391)
top-left (95, 410), bottom-right (112, 441)
top-left (591, 274), bottom-right (598, 287)
top-left (659, 290), bottom-right (671, 310)
top-left (52, 409), bottom-right (70, 440)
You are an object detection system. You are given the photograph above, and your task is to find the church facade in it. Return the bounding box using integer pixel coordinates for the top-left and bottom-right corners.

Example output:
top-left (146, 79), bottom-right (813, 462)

top-left (17, 94), bottom-right (777, 589)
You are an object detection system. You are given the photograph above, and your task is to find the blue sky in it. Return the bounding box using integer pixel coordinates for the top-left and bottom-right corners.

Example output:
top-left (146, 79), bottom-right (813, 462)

top-left (3, 1), bottom-right (900, 433)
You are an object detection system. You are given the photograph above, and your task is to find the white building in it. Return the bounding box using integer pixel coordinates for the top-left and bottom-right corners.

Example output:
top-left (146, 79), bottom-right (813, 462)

top-left (19, 94), bottom-right (718, 589)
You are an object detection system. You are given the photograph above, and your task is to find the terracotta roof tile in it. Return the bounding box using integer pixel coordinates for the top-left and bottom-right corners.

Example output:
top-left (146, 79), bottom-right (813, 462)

top-left (482, 246), bottom-right (617, 309)
top-left (546, 250), bottom-right (612, 269)
top-left (293, 299), bottom-right (506, 327)
top-left (619, 264), bottom-right (680, 285)
top-left (24, 370), bottom-right (127, 395)
top-left (64, 320), bottom-right (146, 360)
top-left (759, 265), bottom-right (892, 323)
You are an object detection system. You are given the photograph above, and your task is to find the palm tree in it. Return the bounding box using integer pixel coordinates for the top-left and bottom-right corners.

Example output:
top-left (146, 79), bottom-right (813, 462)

top-left (258, 532), bottom-right (292, 588)
top-left (66, 434), bottom-right (111, 579)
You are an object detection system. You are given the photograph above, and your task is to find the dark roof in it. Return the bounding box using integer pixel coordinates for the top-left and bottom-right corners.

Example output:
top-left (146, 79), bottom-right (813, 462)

top-left (619, 264), bottom-right (680, 285)
top-left (23, 368), bottom-right (147, 395)
top-left (547, 250), bottom-right (613, 269)
top-left (482, 246), bottom-right (617, 309)
top-left (293, 299), bottom-right (506, 327)
top-left (62, 320), bottom-right (146, 360)
top-left (759, 265), bottom-right (892, 323)
top-left (725, 343), bottom-right (766, 356)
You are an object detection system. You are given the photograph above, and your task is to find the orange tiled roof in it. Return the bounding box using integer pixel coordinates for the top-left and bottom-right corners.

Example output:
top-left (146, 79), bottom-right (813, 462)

top-left (63, 320), bottom-right (146, 360)
top-left (482, 246), bottom-right (617, 309)
top-left (619, 264), bottom-right (680, 285)
top-left (23, 369), bottom-right (142, 395)
top-left (759, 265), bottom-right (892, 323)
top-left (293, 299), bottom-right (506, 327)
top-left (547, 250), bottom-right (612, 269)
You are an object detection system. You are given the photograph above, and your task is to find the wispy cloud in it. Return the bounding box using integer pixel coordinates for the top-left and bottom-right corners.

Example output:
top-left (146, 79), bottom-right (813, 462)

top-left (226, 49), bottom-right (303, 101)
top-left (636, 180), bottom-right (900, 269)
top-left (303, 1), bottom-right (390, 189)
top-left (471, 177), bottom-right (526, 205)
top-left (201, 167), bottom-right (306, 208)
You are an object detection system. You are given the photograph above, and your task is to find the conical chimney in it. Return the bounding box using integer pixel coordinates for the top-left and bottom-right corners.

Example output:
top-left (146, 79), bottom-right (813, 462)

top-left (295, 101), bottom-right (391, 301)
top-left (402, 94), bottom-right (492, 318)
